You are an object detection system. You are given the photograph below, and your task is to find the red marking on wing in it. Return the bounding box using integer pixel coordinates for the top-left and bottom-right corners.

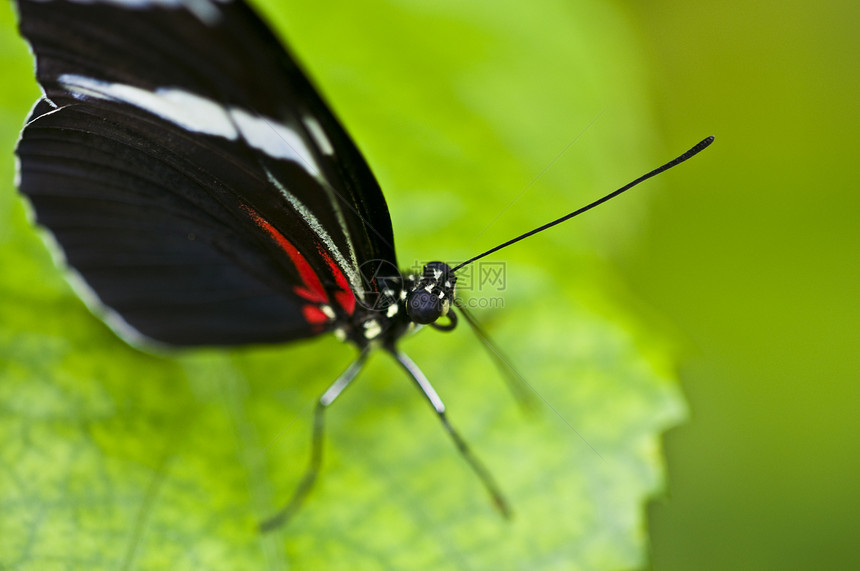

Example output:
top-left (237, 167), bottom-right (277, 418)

top-left (302, 306), bottom-right (330, 324)
top-left (242, 205), bottom-right (358, 326)
top-left (242, 206), bottom-right (328, 304)
top-left (320, 249), bottom-right (356, 315)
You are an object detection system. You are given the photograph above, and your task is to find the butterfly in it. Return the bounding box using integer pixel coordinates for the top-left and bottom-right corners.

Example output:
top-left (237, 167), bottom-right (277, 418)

top-left (13, 0), bottom-right (712, 530)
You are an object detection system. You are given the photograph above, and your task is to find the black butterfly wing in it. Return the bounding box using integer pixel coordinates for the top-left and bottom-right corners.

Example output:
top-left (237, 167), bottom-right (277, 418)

top-left (15, 0), bottom-right (396, 346)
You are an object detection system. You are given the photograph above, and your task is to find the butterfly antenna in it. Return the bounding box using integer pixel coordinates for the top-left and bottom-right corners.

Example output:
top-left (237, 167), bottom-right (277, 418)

top-left (454, 300), bottom-right (538, 412)
top-left (453, 136), bottom-right (714, 272)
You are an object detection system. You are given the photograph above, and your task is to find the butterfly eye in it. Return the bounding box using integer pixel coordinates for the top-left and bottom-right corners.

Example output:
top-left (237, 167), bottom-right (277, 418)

top-left (406, 261), bottom-right (456, 324)
top-left (406, 288), bottom-right (444, 324)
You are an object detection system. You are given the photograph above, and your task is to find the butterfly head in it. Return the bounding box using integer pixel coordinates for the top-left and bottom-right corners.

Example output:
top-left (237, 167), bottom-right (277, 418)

top-left (406, 261), bottom-right (457, 325)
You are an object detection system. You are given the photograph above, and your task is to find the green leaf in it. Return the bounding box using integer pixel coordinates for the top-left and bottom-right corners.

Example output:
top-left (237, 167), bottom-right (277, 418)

top-left (0, 0), bottom-right (684, 569)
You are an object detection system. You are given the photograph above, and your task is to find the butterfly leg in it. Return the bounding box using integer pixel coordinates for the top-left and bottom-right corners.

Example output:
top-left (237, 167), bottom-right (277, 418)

top-left (389, 349), bottom-right (511, 518)
top-left (260, 349), bottom-right (369, 532)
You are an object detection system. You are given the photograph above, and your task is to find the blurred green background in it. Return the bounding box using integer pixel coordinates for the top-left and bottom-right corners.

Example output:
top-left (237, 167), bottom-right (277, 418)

top-left (625, 1), bottom-right (860, 569)
top-left (1, 0), bottom-right (857, 569)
